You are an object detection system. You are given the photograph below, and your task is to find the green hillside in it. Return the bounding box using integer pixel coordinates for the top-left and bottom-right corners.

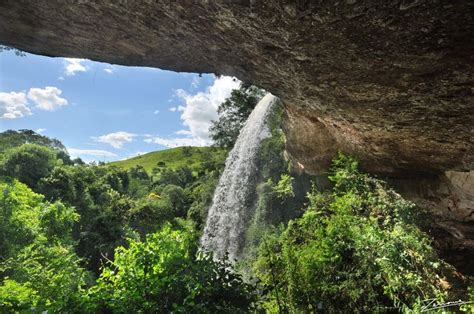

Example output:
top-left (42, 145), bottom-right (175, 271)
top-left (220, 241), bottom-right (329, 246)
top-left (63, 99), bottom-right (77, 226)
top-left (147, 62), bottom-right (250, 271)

top-left (108, 146), bottom-right (228, 174)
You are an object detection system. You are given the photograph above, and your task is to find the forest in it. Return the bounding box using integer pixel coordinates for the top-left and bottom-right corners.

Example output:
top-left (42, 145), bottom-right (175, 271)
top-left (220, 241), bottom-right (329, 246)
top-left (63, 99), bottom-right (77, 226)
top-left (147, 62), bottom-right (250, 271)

top-left (0, 85), bottom-right (472, 313)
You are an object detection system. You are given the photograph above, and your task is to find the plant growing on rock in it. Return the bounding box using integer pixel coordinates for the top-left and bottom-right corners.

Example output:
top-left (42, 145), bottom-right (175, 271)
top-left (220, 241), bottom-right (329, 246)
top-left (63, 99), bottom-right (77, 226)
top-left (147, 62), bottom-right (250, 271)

top-left (254, 154), bottom-right (457, 312)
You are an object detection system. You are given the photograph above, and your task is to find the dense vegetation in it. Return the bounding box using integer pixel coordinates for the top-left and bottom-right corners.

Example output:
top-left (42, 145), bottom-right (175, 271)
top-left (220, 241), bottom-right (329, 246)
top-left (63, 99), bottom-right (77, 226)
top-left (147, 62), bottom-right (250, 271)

top-left (0, 84), bottom-right (472, 312)
top-left (0, 130), bottom-right (249, 311)
top-left (253, 155), bottom-right (462, 312)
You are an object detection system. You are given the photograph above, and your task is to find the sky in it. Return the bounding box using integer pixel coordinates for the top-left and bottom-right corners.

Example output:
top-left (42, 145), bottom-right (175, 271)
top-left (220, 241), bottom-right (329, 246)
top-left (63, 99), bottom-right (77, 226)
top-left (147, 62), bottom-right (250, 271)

top-left (0, 49), bottom-right (240, 161)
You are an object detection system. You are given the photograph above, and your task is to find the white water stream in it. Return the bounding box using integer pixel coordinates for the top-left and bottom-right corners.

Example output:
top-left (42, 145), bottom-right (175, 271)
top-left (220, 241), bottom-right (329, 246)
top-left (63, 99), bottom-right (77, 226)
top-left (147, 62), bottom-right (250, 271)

top-left (201, 93), bottom-right (278, 261)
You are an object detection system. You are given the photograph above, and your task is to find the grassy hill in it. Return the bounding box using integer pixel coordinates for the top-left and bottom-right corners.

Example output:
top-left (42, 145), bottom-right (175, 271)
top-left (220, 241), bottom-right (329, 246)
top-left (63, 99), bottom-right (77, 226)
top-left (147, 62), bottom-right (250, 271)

top-left (108, 146), bottom-right (228, 174)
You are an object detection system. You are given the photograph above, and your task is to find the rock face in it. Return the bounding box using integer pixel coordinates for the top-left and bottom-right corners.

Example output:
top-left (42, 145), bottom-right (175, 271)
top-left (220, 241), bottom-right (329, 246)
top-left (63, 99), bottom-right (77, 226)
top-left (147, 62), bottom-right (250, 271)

top-left (0, 1), bottom-right (472, 271)
top-left (390, 171), bottom-right (474, 274)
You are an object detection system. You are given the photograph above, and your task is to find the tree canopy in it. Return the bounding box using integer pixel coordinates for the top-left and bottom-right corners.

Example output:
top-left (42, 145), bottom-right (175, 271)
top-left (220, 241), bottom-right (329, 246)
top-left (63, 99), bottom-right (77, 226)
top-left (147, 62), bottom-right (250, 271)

top-left (209, 83), bottom-right (265, 149)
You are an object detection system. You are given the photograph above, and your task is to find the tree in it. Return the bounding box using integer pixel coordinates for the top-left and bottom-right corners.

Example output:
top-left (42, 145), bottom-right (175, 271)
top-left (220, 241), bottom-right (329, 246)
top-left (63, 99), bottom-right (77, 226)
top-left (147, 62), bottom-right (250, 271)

top-left (161, 184), bottom-right (190, 217)
top-left (129, 165), bottom-right (149, 180)
top-left (182, 146), bottom-right (192, 157)
top-left (0, 129), bottom-right (66, 153)
top-left (85, 223), bottom-right (256, 313)
top-left (209, 84), bottom-right (265, 149)
top-left (0, 179), bottom-right (87, 312)
top-left (156, 166), bottom-right (193, 188)
top-left (0, 144), bottom-right (58, 190)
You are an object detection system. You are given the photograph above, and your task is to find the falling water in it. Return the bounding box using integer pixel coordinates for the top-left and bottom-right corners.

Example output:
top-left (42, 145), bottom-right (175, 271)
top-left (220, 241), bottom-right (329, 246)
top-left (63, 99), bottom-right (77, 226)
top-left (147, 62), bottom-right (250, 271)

top-left (201, 93), bottom-right (278, 261)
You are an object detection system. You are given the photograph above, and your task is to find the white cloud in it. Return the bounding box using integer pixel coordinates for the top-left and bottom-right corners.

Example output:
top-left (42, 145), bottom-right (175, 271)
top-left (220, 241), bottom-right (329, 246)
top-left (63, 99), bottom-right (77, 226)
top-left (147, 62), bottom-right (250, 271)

top-left (144, 136), bottom-right (208, 148)
top-left (191, 76), bottom-right (200, 88)
top-left (27, 86), bottom-right (68, 111)
top-left (64, 58), bottom-right (87, 76)
top-left (176, 75), bottom-right (240, 141)
top-left (175, 129), bottom-right (193, 136)
top-left (58, 76), bottom-right (65, 81)
top-left (144, 76), bottom-right (240, 148)
top-left (104, 68), bottom-right (114, 74)
top-left (153, 109), bottom-right (160, 115)
top-left (35, 128), bottom-right (47, 134)
top-left (67, 148), bottom-right (117, 160)
top-left (0, 91), bottom-right (31, 119)
top-left (93, 131), bottom-right (136, 149)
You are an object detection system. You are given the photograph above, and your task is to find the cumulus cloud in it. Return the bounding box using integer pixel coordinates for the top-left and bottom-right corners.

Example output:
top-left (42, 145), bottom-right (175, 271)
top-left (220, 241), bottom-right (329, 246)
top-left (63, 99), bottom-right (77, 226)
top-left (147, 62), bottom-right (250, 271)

top-left (64, 58), bottom-right (87, 76)
top-left (0, 91), bottom-right (31, 119)
top-left (153, 110), bottom-right (160, 115)
top-left (191, 76), bottom-right (200, 89)
top-left (67, 148), bottom-right (117, 158)
top-left (144, 136), bottom-right (208, 148)
top-left (93, 131), bottom-right (136, 149)
top-left (144, 76), bottom-right (240, 148)
top-left (176, 75), bottom-right (240, 141)
top-left (104, 68), bottom-right (114, 74)
top-left (28, 86), bottom-right (68, 111)
top-left (35, 128), bottom-right (47, 134)
top-left (175, 129), bottom-right (193, 136)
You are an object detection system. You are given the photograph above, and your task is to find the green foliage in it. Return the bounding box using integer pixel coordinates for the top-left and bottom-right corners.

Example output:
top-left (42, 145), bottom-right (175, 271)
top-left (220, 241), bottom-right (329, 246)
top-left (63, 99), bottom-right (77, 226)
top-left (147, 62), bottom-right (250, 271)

top-left (274, 174), bottom-right (295, 200)
top-left (0, 129), bottom-right (66, 152)
top-left (210, 84), bottom-right (265, 148)
top-left (0, 130), bottom-right (232, 311)
top-left (127, 170), bottom-right (151, 199)
top-left (186, 173), bottom-right (221, 230)
top-left (2, 241), bottom-right (87, 312)
top-left (254, 154), bottom-right (453, 312)
top-left (85, 223), bottom-right (256, 313)
top-left (0, 279), bottom-right (39, 312)
top-left (157, 166), bottom-right (194, 188)
top-left (182, 146), bottom-right (192, 157)
top-left (460, 285), bottom-right (474, 312)
top-left (40, 202), bottom-right (79, 244)
top-left (3, 129), bottom-right (464, 312)
top-left (129, 198), bottom-right (176, 236)
top-left (0, 144), bottom-right (58, 189)
top-left (0, 179), bottom-right (43, 259)
top-left (241, 99), bottom-right (306, 266)
top-left (0, 179), bottom-right (87, 312)
top-left (258, 102), bottom-right (287, 182)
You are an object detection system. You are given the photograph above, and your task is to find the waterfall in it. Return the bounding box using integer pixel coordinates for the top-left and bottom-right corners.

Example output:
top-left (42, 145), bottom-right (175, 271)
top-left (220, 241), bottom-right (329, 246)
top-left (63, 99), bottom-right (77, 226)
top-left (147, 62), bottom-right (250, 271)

top-left (201, 93), bottom-right (278, 261)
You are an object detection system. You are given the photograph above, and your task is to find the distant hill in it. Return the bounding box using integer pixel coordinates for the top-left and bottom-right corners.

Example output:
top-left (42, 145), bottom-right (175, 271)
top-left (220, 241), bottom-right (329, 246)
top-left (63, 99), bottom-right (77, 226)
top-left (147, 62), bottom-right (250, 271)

top-left (108, 146), bottom-right (228, 174)
top-left (0, 129), bottom-right (66, 152)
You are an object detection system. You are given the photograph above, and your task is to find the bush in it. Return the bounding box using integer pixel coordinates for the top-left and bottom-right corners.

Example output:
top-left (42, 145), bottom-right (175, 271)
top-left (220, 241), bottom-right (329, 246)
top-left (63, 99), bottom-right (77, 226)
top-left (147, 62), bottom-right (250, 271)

top-left (254, 154), bottom-right (454, 312)
top-left (85, 223), bottom-right (256, 313)
top-left (0, 144), bottom-right (58, 189)
top-left (0, 179), bottom-right (87, 312)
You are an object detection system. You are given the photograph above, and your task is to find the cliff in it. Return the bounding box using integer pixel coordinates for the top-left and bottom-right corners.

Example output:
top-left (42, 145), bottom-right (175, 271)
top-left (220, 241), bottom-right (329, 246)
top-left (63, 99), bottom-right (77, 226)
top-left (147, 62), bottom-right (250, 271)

top-left (0, 1), bottom-right (472, 273)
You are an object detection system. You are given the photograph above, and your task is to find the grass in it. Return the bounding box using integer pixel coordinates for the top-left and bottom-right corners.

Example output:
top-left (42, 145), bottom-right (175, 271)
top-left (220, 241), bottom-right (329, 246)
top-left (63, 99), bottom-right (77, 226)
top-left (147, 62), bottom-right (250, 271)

top-left (108, 146), bottom-right (228, 174)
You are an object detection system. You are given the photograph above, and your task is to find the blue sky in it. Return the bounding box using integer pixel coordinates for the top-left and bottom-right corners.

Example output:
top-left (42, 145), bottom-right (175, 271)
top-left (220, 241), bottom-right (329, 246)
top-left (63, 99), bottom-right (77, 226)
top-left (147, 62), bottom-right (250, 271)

top-left (0, 50), bottom-right (240, 161)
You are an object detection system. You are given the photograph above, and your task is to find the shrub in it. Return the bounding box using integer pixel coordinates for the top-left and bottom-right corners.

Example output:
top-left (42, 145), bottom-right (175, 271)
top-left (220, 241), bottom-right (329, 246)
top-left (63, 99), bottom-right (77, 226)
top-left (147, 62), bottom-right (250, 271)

top-left (85, 223), bottom-right (256, 313)
top-left (254, 154), bottom-right (453, 312)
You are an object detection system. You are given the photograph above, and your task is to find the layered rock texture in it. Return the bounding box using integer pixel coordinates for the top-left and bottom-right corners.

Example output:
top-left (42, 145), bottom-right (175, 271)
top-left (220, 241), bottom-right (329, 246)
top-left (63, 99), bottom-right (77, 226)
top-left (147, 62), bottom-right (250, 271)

top-left (0, 1), bottom-right (472, 272)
